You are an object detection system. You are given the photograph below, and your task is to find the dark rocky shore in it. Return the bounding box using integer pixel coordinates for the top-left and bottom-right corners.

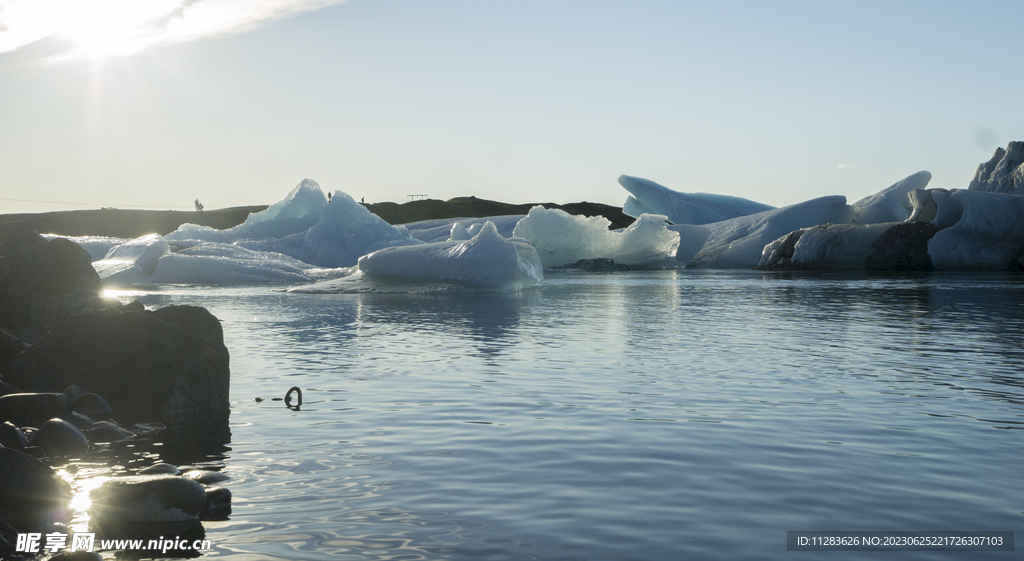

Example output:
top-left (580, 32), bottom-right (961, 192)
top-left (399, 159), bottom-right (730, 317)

top-left (0, 231), bottom-right (232, 560)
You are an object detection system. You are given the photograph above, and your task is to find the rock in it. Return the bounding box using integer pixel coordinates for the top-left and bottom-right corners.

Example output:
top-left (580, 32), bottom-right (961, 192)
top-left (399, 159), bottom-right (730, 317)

top-left (49, 551), bottom-right (104, 561)
top-left (89, 475), bottom-right (207, 522)
top-left (69, 393), bottom-right (113, 420)
top-left (62, 411), bottom-right (95, 430)
top-left (182, 469), bottom-right (230, 485)
top-left (62, 384), bottom-right (89, 403)
top-left (0, 238), bottom-right (101, 296)
top-left (88, 421), bottom-right (136, 443)
top-left (0, 233), bottom-right (28, 256)
top-left (0, 393), bottom-right (68, 421)
top-left (0, 327), bottom-right (28, 372)
top-left (21, 446), bottom-right (45, 458)
top-left (0, 380), bottom-right (22, 398)
top-left (0, 256), bottom-right (8, 282)
top-left (0, 421), bottom-right (29, 449)
top-left (0, 448), bottom-right (72, 527)
top-left (4, 305), bottom-right (230, 423)
top-left (199, 487), bottom-right (231, 521)
top-left (30, 418), bottom-right (89, 458)
top-left (128, 422), bottom-right (166, 437)
top-left (969, 141), bottom-right (1024, 195)
top-left (139, 463), bottom-right (180, 475)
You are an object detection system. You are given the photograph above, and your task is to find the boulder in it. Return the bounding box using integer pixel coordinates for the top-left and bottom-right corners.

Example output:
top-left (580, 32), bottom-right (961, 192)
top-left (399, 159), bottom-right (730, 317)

top-left (30, 418), bottom-right (89, 458)
top-left (199, 487), bottom-right (231, 521)
top-left (89, 475), bottom-right (207, 522)
top-left (0, 448), bottom-right (72, 528)
top-left (4, 305), bottom-right (230, 423)
top-left (0, 421), bottom-right (29, 449)
top-left (183, 469), bottom-right (230, 485)
top-left (69, 393), bottom-right (113, 420)
top-left (0, 238), bottom-right (101, 296)
top-left (0, 393), bottom-right (68, 421)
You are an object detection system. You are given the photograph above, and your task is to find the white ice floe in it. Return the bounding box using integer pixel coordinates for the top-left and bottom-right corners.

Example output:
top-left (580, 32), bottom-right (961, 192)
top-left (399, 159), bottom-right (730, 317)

top-left (289, 221), bottom-right (543, 293)
top-left (511, 206), bottom-right (679, 268)
top-left (927, 189), bottom-right (1024, 270)
top-left (618, 175), bottom-right (774, 225)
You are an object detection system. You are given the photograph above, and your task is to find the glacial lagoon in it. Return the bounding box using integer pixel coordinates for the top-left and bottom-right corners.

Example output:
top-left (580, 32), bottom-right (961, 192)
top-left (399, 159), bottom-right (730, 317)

top-left (95, 270), bottom-right (1022, 560)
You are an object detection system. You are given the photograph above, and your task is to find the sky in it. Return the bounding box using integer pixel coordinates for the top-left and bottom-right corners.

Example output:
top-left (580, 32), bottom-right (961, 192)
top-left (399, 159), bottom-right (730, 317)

top-left (1, 0), bottom-right (1023, 215)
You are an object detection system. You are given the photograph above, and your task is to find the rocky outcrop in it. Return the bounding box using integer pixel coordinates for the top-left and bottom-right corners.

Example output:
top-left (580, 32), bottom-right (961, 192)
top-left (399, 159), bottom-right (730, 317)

top-left (4, 304), bottom-right (230, 423)
top-left (969, 141), bottom-right (1024, 195)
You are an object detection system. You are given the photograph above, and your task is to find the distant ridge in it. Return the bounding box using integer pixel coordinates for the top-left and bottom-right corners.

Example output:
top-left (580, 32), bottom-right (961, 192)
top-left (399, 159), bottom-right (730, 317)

top-left (0, 197), bottom-right (635, 239)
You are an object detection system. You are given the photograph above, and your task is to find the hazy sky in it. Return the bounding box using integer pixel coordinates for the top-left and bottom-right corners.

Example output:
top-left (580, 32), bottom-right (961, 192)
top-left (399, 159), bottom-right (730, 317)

top-left (1, 0), bottom-right (1023, 215)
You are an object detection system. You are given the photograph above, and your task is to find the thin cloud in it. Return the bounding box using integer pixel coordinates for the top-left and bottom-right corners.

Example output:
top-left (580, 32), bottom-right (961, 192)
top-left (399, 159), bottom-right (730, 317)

top-left (832, 163), bottom-right (859, 170)
top-left (0, 0), bottom-right (348, 60)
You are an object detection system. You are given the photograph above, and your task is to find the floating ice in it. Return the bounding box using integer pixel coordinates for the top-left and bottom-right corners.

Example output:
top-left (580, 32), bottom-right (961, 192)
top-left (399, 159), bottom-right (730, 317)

top-left (289, 221), bottom-right (543, 293)
top-left (400, 215), bottom-right (524, 243)
top-left (968, 141), bottom-right (1024, 195)
top-left (43, 235), bottom-right (127, 262)
top-left (847, 171), bottom-right (931, 224)
top-left (756, 222), bottom-right (938, 271)
top-left (92, 234), bottom-right (170, 285)
top-left (618, 175), bottom-right (774, 225)
top-left (512, 206), bottom-right (678, 268)
top-left (686, 195), bottom-right (850, 268)
top-left (667, 224), bottom-right (711, 264)
top-left (927, 189), bottom-right (1024, 270)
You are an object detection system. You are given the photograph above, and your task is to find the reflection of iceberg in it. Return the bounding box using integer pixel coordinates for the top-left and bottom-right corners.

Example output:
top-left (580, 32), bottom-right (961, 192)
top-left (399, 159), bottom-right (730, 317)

top-left (290, 222), bottom-right (543, 293)
top-left (512, 206), bottom-right (679, 268)
top-left (619, 174), bottom-right (774, 225)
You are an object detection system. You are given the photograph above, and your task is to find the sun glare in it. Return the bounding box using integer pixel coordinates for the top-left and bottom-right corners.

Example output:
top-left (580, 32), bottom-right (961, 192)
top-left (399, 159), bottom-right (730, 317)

top-left (50, 0), bottom-right (182, 57)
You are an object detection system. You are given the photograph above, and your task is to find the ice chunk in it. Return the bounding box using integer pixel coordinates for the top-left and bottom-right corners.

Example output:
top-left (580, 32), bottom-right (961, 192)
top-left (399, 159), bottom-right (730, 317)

top-left (968, 141), bottom-right (1024, 195)
top-left (757, 222), bottom-right (938, 271)
top-left (92, 234), bottom-right (171, 285)
top-left (512, 206), bottom-right (679, 268)
top-left (687, 195), bottom-right (850, 268)
top-left (150, 252), bottom-right (317, 284)
top-left (927, 189), bottom-right (1024, 270)
top-left (449, 222), bottom-right (472, 241)
top-left (667, 224), bottom-right (711, 264)
top-left (289, 190), bottom-right (420, 267)
top-left (166, 178), bottom-right (327, 243)
top-left (848, 171), bottom-right (931, 224)
top-left (289, 221), bottom-right (543, 293)
top-left (618, 175), bottom-right (774, 225)
top-left (400, 215), bottom-right (525, 243)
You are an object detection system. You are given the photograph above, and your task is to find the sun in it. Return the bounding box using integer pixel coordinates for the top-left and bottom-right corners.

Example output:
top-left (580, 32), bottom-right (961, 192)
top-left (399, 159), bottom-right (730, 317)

top-left (51, 0), bottom-right (182, 57)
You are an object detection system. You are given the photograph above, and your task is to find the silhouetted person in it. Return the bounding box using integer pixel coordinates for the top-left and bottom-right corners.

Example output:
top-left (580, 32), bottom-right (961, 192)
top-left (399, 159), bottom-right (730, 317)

top-left (195, 199), bottom-right (204, 212)
top-left (328, 192), bottom-right (332, 203)
top-left (361, 197), bottom-right (365, 204)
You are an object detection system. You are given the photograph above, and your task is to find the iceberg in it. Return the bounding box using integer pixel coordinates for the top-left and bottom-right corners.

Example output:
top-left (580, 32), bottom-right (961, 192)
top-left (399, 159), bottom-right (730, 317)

top-left (847, 171), bottom-right (931, 224)
top-left (927, 189), bottom-right (1024, 270)
top-left (756, 222), bottom-right (938, 271)
top-left (511, 206), bottom-right (679, 268)
top-left (400, 215), bottom-right (525, 243)
top-left (968, 141), bottom-right (1024, 195)
top-left (289, 221), bottom-right (543, 293)
top-left (686, 195), bottom-right (851, 268)
top-left (618, 175), bottom-right (774, 225)
top-left (166, 178), bottom-right (327, 243)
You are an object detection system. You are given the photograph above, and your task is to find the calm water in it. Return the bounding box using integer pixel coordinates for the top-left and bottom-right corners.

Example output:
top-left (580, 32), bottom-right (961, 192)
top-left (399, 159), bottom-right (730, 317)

top-left (108, 270), bottom-right (1022, 560)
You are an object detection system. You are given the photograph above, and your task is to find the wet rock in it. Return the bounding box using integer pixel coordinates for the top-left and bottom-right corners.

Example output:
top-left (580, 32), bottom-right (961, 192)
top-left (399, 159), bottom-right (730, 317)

top-left (89, 475), bottom-right (206, 522)
top-left (0, 393), bottom-right (68, 421)
top-left (5, 305), bottom-right (230, 424)
top-left (0, 238), bottom-right (101, 296)
top-left (69, 393), bottom-right (113, 420)
top-left (30, 418), bottom-right (89, 458)
top-left (0, 327), bottom-right (27, 372)
top-left (62, 411), bottom-right (95, 430)
top-left (0, 256), bottom-right (7, 282)
top-left (49, 551), bottom-right (104, 561)
top-left (139, 463), bottom-right (180, 475)
top-left (0, 448), bottom-right (72, 527)
top-left (62, 384), bottom-right (89, 403)
top-left (128, 422), bottom-right (166, 437)
top-left (20, 446), bottom-right (45, 458)
top-left (183, 469), bottom-right (230, 485)
top-left (199, 487), bottom-right (231, 521)
top-left (88, 420), bottom-right (136, 443)
top-left (0, 421), bottom-right (29, 449)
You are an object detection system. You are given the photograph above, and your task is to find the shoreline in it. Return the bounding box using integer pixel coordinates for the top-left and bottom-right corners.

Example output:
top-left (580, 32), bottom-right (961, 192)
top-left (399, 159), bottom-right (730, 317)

top-left (0, 196), bottom-right (634, 239)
